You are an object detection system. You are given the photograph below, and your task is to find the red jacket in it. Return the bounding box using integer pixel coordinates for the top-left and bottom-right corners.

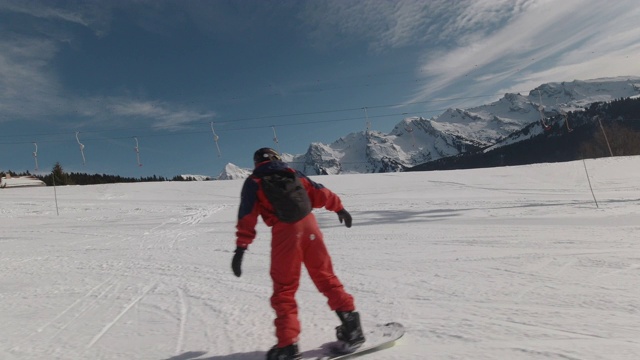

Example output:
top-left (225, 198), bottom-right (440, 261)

top-left (235, 161), bottom-right (344, 248)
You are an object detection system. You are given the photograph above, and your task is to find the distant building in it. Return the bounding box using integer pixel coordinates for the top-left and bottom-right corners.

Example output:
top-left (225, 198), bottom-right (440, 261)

top-left (0, 174), bottom-right (46, 188)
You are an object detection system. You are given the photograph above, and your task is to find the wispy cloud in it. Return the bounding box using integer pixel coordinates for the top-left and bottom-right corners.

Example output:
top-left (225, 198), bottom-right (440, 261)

top-left (0, 34), bottom-right (214, 129)
top-left (0, 0), bottom-right (115, 36)
top-left (299, 0), bottom-right (534, 52)
top-left (301, 0), bottom-right (432, 52)
top-left (106, 99), bottom-right (215, 130)
top-left (409, 0), bottom-right (640, 106)
top-left (298, 0), bottom-right (639, 107)
top-left (0, 36), bottom-right (65, 121)
top-left (2, 0), bottom-right (638, 131)
top-left (0, 1), bottom-right (215, 129)
top-left (0, 0), bottom-right (89, 26)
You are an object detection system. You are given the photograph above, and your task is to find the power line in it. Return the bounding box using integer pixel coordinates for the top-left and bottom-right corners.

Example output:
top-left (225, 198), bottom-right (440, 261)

top-left (0, 111), bottom-right (417, 145)
top-left (0, 90), bottom-right (527, 144)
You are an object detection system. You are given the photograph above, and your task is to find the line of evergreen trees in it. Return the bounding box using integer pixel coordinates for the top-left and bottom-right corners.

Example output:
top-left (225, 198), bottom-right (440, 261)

top-left (0, 162), bottom-right (203, 186)
top-left (578, 97), bottom-right (640, 158)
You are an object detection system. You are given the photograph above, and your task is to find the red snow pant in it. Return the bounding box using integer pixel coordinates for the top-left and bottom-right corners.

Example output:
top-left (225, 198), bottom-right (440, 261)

top-left (270, 213), bottom-right (355, 347)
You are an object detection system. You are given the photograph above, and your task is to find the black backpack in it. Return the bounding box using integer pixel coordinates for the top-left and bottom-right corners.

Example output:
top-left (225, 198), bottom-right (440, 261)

top-left (258, 171), bottom-right (312, 223)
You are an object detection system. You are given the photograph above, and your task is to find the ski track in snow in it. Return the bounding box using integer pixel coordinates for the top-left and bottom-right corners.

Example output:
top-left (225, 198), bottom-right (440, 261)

top-left (85, 282), bottom-right (157, 350)
top-left (2, 158), bottom-right (640, 359)
top-left (176, 287), bottom-right (188, 355)
top-left (8, 277), bottom-right (116, 353)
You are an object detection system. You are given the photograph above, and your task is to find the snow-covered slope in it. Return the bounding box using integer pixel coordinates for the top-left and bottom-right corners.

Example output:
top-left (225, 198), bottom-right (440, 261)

top-left (3, 156), bottom-right (640, 359)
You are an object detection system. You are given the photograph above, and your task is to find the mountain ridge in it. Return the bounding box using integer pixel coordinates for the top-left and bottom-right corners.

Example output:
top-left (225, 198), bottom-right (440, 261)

top-left (218, 77), bottom-right (640, 178)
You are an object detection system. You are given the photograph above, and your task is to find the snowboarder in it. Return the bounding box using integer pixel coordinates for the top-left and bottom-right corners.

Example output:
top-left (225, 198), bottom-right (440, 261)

top-left (232, 148), bottom-right (365, 360)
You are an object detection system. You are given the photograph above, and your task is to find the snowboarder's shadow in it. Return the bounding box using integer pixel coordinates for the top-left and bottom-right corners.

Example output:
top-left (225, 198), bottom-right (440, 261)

top-left (303, 342), bottom-right (338, 357)
top-left (164, 342), bottom-right (335, 360)
top-left (162, 351), bottom-right (264, 360)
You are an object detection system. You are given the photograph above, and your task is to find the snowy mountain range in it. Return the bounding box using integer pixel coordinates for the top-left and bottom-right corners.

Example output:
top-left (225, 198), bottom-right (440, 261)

top-left (218, 77), bottom-right (640, 178)
top-left (216, 163), bottom-right (252, 180)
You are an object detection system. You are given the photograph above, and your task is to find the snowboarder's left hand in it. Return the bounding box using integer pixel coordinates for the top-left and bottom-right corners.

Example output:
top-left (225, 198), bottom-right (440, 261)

top-left (337, 209), bottom-right (352, 228)
top-left (232, 246), bottom-right (246, 277)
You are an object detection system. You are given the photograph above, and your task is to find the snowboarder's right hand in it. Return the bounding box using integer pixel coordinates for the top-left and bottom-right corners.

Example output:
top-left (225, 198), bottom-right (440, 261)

top-left (232, 246), bottom-right (246, 277)
top-left (337, 209), bottom-right (352, 228)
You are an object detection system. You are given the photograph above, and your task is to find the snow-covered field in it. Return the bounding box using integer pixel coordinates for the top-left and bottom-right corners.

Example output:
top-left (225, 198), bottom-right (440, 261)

top-left (2, 157), bottom-right (640, 360)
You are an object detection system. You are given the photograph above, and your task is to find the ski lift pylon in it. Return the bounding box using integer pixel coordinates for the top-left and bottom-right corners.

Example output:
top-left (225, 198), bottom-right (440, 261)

top-left (556, 98), bottom-right (573, 133)
top-left (75, 132), bottom-right (86, 165)
top-left (33, 142), bottom-right (39, 171)
top-left (363, 107), bottom-right (371, 134)
top-left (210, 122), bottom-right (222, 157)
top-left (537, 90), bottom-right (552, 131)
top-left (271, 126), bottom-right (280, 151)
top-left (564, 114), bottom-right (573, 132)
top-left (134, 137), bottom-right (142, 167)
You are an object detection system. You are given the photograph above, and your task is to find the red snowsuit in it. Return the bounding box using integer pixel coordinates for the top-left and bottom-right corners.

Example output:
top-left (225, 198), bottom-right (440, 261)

top-left (236, 160), bottom-right (355, 347)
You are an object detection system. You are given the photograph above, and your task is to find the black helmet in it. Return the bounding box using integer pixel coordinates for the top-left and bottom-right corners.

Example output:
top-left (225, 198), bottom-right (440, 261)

top-left (253, 147), bottom-right (281, 166)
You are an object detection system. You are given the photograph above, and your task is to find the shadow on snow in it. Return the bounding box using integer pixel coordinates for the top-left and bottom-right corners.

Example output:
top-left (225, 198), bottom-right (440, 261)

top-left (163, 342), bottom-right (335, 360)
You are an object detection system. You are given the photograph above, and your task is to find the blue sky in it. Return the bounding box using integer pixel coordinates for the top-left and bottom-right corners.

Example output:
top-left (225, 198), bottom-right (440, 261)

top-left (1, 0), bottom-right (639, 178)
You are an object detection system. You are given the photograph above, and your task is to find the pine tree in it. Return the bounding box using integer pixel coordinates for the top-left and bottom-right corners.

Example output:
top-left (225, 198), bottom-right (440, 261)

top-left (52, 162), bottom-right (74, 185)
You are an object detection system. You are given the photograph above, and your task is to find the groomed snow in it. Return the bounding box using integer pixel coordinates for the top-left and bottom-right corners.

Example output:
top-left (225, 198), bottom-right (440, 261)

top-left (2, 157), bottom-right (640, 359)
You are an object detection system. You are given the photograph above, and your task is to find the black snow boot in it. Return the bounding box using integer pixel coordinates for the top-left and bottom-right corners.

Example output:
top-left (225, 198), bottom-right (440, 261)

top-left (266, 343), bottom-right (301, 360)
top-left (335, 311), bottom-right (365, 350)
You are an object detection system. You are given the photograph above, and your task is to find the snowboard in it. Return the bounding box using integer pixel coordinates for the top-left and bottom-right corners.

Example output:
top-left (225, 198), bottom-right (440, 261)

top-left (301, 322), bottom-right (404, 360)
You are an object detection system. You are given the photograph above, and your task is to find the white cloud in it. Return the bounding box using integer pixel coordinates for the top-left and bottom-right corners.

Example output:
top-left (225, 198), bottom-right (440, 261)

top-left (107, 99), bottom-right (215, 129)
top-left (2, 0), bottom-right (638, 130)
top-left (301, 0), bottom-right (434, 51)
top-left (299, 0), bottom-right (536, 52)
top-left (0, 36), bottom-right (66, 121)
top-left (0, 1), bottom-right (215, 129)
top-left (0, 0), bottom-right (115, 36)
top-left (0, 34), bottom-right (213, 129)
top-left (409, 0), bottom-right (640, 107)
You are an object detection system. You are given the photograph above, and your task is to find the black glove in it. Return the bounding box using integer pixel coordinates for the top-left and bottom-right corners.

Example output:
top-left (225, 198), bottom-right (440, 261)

top-left (231, 246), bottom-right (246, 277)
top-left (337, 209), bottom-right (352, 228)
